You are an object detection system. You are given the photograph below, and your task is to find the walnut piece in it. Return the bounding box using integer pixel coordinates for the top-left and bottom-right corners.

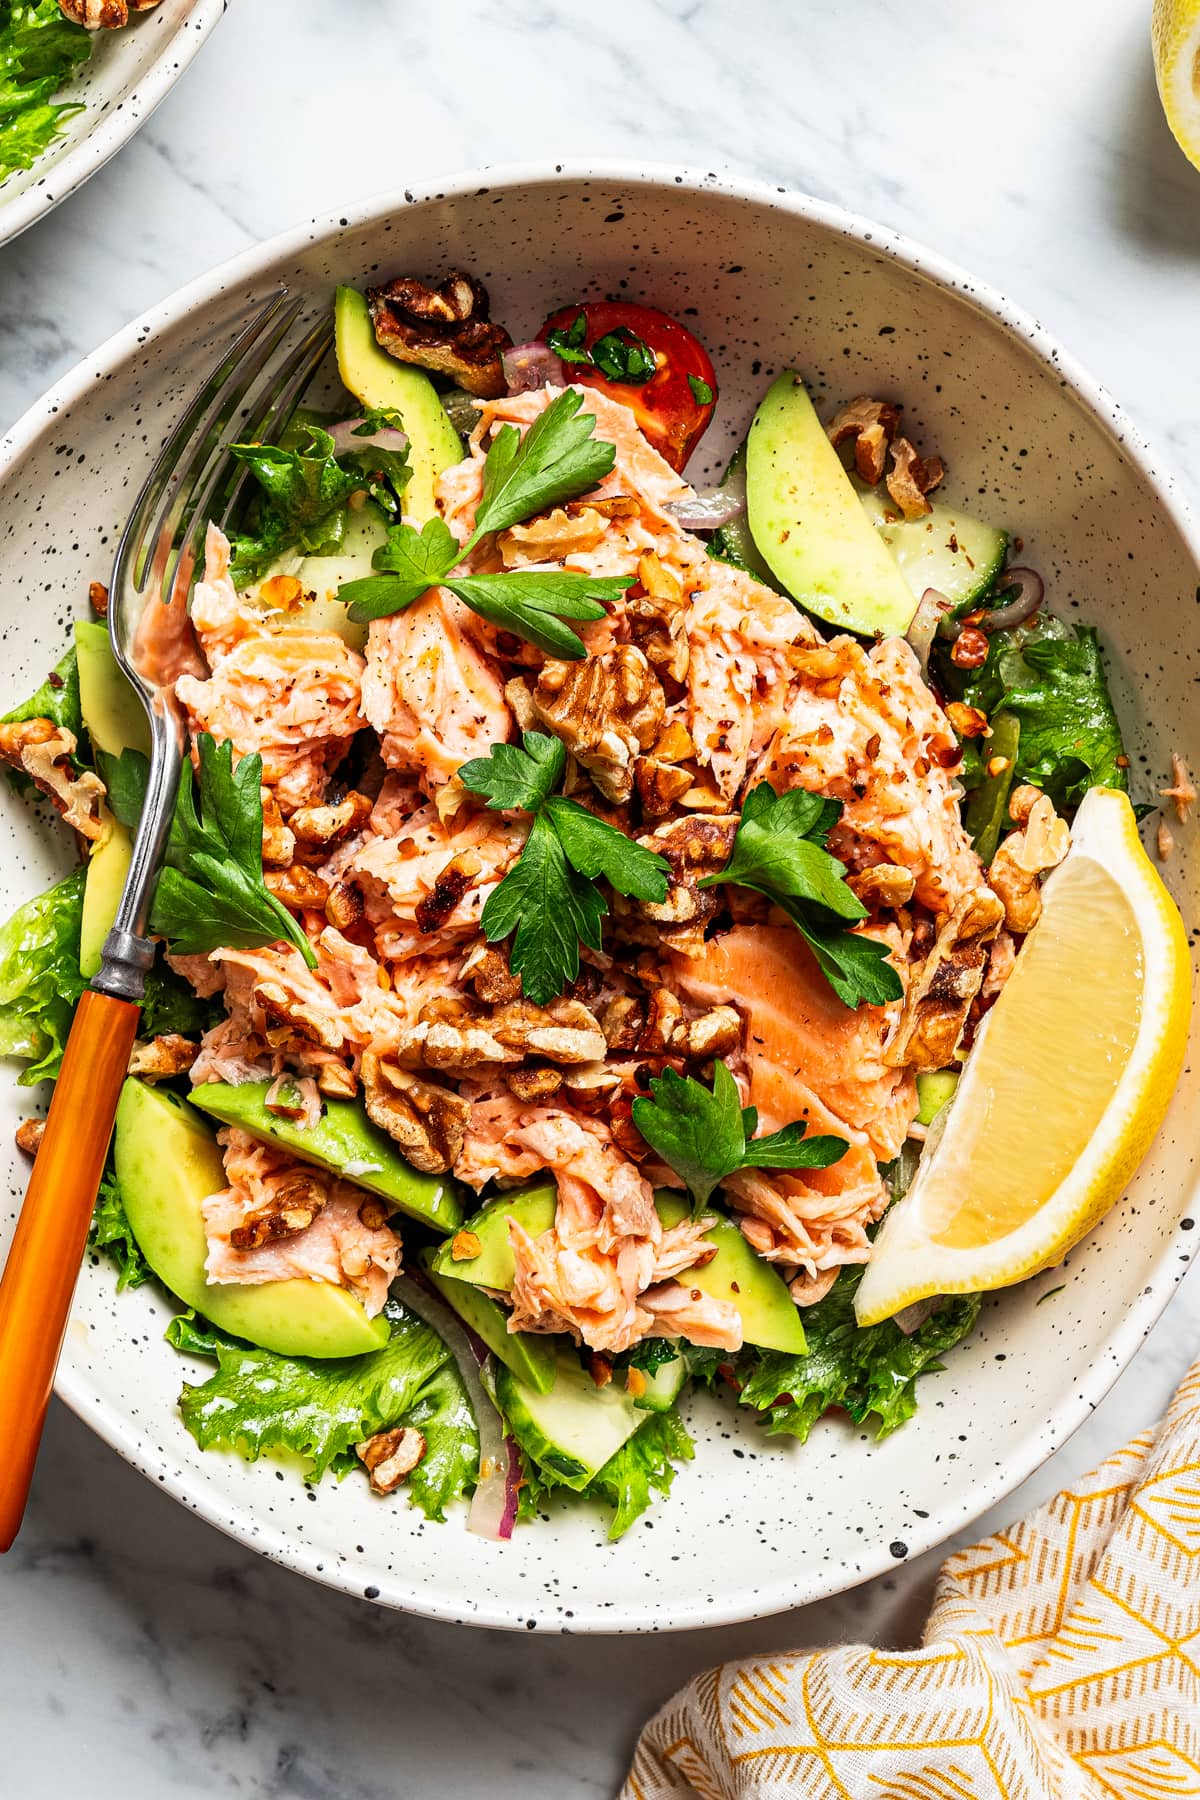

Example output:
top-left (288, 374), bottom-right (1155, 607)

top-left (324, 879), bottom-right (364, 932)
top-left (265, 867), bottom-right (330, 912)
top-left (460, 944), bottom-right (522, 1004)
top-left (368, 271), bottom-right (512, 399)
top-left (289, 791), bottom-right (372, 848)
top-left (0, 718), bottom-right (107, 840)
top-left (58, 0), bottom-right (159, 25)
top-left (625, 812), bottom-right (738, 954)
top-left (532, 646), bottom-right (665, 804)
top-left (402, 995), bottom-right (606, 1073)
top-left (260, 789), bottom-right (296, 867)
top-left (988, 792), bottom-right (1070, 934)
top-left (361, 1051), bottom-right (469, 1175)
top-left (505, 1065), bottom-right (565, 1102)
top-left (15, 1118), bottom-right (43, 1157)
top-left (848, 863), bottom-right (917, 909)
top-left (229, 1168), bottom-right (328, 1249)
top-left (355, 1426), bottom-right (427, 1496)
top-left (627, 552), bottom-right (689, 683)
top-left (886, 436), bottom-right (945, 521)
top-left (885, 887), bottom-right (1004, 1072)
top-left (826, 396), bottom-right (902, 485)
top-left (254, 979), bottom-right (343, 1051)
top-left (316, 1060), bottom-right (358, 1100)
top-left (1160, 752), bottom-right (1195, 824)
top-left (498, 507), bottom-right (610, 567)
top-left (127, 1033), bottom-right (200, 1082)
top-left (88, 580), bottom-right (109, 615)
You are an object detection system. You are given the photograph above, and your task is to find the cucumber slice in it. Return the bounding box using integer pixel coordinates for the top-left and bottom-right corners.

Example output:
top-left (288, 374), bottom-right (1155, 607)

top-left (854, 476), bottom-right (1007, 609)
top-left (708, 443), bottom-right (783, 591)
top-left (496, 1347), bottom-right (686, 1489)
top-left (422, 1253), bottom-right (557, 1394)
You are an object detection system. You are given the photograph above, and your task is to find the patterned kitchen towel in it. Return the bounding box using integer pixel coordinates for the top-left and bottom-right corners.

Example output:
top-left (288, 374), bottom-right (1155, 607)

top-left (622, 1357), bottom-right (1200, 1798)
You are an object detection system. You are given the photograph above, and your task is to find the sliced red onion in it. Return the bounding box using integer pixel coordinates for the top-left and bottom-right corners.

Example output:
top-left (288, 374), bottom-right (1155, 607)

top-left (328, 417), bottom-right (409, 457)
top-left (893, 1296), bottom-right (940, 1336)
top-left (906, 587), bottom-right (952, 672)
top-left (504, 341), bottom-right (567, 394)
top-left (390, 1271), bottom-right (516, 1541)
top-left (981, 566), bottom-right (1044, 634)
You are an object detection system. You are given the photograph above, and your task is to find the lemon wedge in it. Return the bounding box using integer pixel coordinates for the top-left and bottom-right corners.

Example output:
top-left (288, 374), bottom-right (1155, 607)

top-left (1153, 0), bottom-right (1200, 171)
top-left (855, 788), bottom-right (1191, 1325)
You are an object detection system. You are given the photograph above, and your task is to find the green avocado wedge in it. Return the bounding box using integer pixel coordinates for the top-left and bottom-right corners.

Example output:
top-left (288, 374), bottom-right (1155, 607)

top-left (334, 285), bottom-right (462, 523)
top-left (115, 1079), bottom-right (389, 1357)
top-left (75, 621), bottom-right (149, 978)
top-left (745, 371), bottom-right (918, 638)
top-left (435, 1183), bottom-right (806, 1355)
top-left (190, 1080), bottom-right (464, 1233)
top-left (421, 1252), bottom-right (557, 1394)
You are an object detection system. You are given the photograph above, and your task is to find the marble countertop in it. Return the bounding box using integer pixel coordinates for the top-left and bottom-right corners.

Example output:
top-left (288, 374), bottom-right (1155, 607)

top-left (3, 1), bottom-right (1199, 1793)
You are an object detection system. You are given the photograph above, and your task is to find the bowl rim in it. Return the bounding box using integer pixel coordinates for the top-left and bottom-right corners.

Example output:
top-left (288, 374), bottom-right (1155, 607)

top-left (5, 158), bottom-right (1199, 1632)
top-left (0, 0), bottom-right (226, 252)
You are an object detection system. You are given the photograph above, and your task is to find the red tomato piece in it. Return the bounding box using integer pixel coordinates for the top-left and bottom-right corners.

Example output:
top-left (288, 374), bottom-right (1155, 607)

top-left (537, 301), bottom-right (717, 471)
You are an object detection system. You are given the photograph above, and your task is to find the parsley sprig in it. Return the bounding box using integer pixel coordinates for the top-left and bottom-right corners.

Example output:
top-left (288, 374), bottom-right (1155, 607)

top-left (698, 784), bottom-right (903, 1008)
top-left (99, 734), bottom-right (316, 969)
top-left (631, 1060), bottom-right (847, 1209)
top-left (458, 731), bottom-right (669, 1005)
top-left (338, 389), bottom-right (629, 658)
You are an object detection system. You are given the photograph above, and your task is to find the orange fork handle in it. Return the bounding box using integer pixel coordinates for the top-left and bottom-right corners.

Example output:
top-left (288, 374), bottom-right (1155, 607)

top-left (0, 988), bottom-right (140, 1550)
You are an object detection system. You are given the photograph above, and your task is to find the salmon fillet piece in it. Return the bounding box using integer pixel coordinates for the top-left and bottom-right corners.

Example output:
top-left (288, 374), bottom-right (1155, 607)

top-left (361, 588), bottom-right (512, 792)
top-left (201, 1127), bottom-right (400, 1315)
top-left (350, 797), bottom-right (526, 963)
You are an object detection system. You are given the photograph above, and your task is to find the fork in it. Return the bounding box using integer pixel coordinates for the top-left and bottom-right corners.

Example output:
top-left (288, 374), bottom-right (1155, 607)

top-left (0, 290), bottom-right (333, 1549)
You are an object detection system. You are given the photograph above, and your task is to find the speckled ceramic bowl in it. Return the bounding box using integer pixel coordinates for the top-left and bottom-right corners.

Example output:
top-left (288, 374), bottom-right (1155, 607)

top-left (1, 166), bottom-right (1196, 1633)
top-left (0, 0), bottom-right (223, 250)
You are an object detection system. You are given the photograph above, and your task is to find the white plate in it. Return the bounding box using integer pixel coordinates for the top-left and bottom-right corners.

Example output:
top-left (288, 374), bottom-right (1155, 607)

top-left (1, 165), bottom-right (1197, 1633)
top-left (0, 0), bottom-right (224, 250)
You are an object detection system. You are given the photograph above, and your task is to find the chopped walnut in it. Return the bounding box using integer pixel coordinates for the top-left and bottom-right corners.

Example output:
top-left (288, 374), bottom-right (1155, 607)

top-left (600, 994), bottom-right (645, 1052)
top-left (885, 887), bottom-right (1004, 1072)
top-left (265, 866), bottom-right (330, 912)
top-left (361, 1051), bottom-right (470, 1174)
top-left (634, 755), bottom-right (694, 818)
top-left (58, 0), bottom-right (160, 25)
top-left (886, 436), bottom-right (945, 521)
top-left (504, 675), bottom-right (537, 731)
top-left (685, 1005), bottom-right (742, 1060)
top-left (367, 272), bottom-right (512, 399)
top-left (15, 1118), bottom-right (44, 1157)
top-left (639, 987), bottom-right (686, 1053)
top-left (826, 396), bottom-right (901, 485)
top-left (625, 812), bottom-right (738, 954)
top-left (532, 646), bottom-right (665, 804)
top-left (988, 793), bottom-right (1070, 934)
top-left (628, 553), bottom-right (689, 682)
top-left (127, 1033), bottom-right (200, 1082)
top-left (505, 1065), bottom-right (565, 1102)
top-left (289, 791), bottom-right (372, 847)
top-left (254, 979), bottom-right (343, 1051)
top-left (324, 879), bottom-right (364, 932)
top-left (945, 701), bottom-right (990, 740)
top-left (316, 1060), bottom-right (358, 1100)
top-left (260, 788), bottom-right (296, 867)
top-left (355, 1426), bottom-right (427, 1496)
top-left (414, 849), bottom-right (481, 935)
top-left (460, 943), bottom-right (522, 1005)
top-left (848, 863), bottom-right (917, 909)
top-left (1160, 752), bottom-right (1196, 824)
top-left (1008, 784), bottom-right (1042, 826)
top-left (229, 1169), bottom-right (328, 1249)
top-left (0, 718), bottom-right (107, 840)
top-left (1157, 819), bottom-right (1175, 862)
top-left (489, 997), bottom-right (607, 1063)
top-left (498, 507), bottom-right (609, 567)
top-left (88, 580), bottom-right (109, 616)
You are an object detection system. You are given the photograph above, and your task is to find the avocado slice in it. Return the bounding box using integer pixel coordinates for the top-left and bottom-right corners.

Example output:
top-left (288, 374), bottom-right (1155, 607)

top-left (75, 621), bottom-right (149, 977)
top-left (434, 1182), bottom-right (806, 1355)
top-left (190, 1079), bottom-right (464, 1233)
top-left (915, 1068), bottom-right (959, 1127)
top-left (334, 286), bottom-right (462, 523)
top-left (421, 1251), bottom-right (557, 1394)
top-left (853, 475), bottom-right (1008, 610)
top-left (495, 1346), bottom-right (687, 1490)
top-left (115, 1079), bottom-right (389, 1357)
top-left (745, 372), bottom-right (918, 638)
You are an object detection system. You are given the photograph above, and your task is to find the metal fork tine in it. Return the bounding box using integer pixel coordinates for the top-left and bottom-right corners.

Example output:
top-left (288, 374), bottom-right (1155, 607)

top-left (141, 293), bottom-right (305, 594)
top-left (211, 319), bottom-right (335, 538)
top-left (111, 290), bottom-right (291, 600)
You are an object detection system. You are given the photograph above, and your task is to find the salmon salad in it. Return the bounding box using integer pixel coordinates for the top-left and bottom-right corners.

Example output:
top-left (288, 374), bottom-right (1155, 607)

top-left (0, 274), bottom-right (1147, 1539)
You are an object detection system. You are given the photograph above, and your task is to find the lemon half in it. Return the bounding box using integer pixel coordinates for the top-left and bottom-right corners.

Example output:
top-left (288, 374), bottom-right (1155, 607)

top-left (1153, 0), bottom-right (1200, 171)
top-left (855, 788), bottom-right (1192, 1325)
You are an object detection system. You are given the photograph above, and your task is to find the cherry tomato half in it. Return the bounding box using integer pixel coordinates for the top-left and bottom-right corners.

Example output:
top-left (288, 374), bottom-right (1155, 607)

top-left (537, 301), bottom-right (717, 472)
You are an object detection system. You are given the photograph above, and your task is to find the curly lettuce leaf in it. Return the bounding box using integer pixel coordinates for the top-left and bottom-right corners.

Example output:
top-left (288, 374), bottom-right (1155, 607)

top-left (170, 1299), bottom-right (479, 1520)
top-left (738, 1266), bottom-right (981, 1444)
top-left (0, 866), bottom-right (86, 1084)
top-left (90, 1163), bottom-right (151, 1292)
top-left (0, 2), bottom-right (91, 186)
top-left (518, 1407), bottom-right (694, 1541)
top-left (938, 616), bottom-right (1129, 812)
top-left (229, 421), bottom-right (409, 585)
